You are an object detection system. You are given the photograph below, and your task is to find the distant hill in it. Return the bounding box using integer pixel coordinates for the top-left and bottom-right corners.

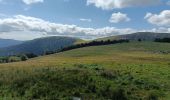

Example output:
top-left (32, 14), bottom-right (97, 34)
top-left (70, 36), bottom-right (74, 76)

top-left (0, 39), bottom-right (23, 48)
top-left (0, 36), bottom-right (82, 56)
top-left (97, 32), bottom-right (170, 41)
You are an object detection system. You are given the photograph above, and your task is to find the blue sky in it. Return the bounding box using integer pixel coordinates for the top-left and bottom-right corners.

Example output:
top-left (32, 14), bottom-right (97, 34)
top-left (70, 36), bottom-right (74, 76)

top-left (0, 0), bottom-right (170, 40)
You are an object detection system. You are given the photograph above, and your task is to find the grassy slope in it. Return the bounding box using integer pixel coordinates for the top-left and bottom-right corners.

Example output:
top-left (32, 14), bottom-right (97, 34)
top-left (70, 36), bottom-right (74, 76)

top-left (96, 35), bottom-right (119, 41)
top-left (95, 32), bottom-right (170, 41)
top-left (0, 42), bottom-right (170, 99)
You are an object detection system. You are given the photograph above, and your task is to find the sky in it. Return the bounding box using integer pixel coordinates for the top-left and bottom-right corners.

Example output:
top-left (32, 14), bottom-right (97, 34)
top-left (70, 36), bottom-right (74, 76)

top-left (0, 0), bottom-right (170, 40)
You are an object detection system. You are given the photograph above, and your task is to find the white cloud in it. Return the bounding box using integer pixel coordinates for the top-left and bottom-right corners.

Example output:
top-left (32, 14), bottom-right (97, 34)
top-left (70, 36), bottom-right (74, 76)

top-left (145, 10), bottom-right (170, 27)
top-left (0, 31), bottom-right (45, 40)
top-left (22, 0), bottom-right (44, 5)
top-left (1, 15), bottom-right (170, 40)
top-left (80, 18), bottom-right (92, 22)
top-left (87, 0), bottom-right (161, 10)
top-left (0, 15), bottom-right (136, 40)
top-left (109, 12), bottom-right (130, 23)
top-left (150, 27), bottom-right (170, 33)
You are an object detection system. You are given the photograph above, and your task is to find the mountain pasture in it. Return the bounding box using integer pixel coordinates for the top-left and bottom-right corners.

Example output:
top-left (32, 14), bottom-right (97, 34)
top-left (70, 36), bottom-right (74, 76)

top-left (0, 42), bottom-right (170, 99)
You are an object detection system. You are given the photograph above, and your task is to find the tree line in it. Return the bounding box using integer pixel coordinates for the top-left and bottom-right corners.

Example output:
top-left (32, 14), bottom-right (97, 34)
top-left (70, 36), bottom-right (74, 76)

top-left (60, 39), bottom-right (129, 52)
top-left (0, 53), bottom-right (37, 63)
top-left (155, 38), bottom-right (170, 43)
top-left (43, 39), bottom-right (130, 55)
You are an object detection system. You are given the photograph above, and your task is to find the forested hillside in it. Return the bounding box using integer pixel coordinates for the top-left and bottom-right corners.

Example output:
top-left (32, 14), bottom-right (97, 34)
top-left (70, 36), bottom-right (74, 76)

top-left (0, 36), bottom-right (82, 56)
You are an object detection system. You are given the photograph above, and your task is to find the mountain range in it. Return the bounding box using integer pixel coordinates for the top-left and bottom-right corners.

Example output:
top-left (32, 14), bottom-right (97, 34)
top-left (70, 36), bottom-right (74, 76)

top-left (97, 32), bottom-right (170, 41)
top-left (0, 36), bottom-right (81, 56)
top-left (0, 32), bottom-right (170, 56)
top-left (0, 38), bottom-right (23, 48)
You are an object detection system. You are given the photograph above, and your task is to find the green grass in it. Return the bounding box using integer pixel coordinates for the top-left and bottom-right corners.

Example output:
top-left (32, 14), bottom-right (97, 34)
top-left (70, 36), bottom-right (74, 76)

top-left (95, 36), bottom-right (119, 41)
top-left (0, 41), bottom-right (170, 99)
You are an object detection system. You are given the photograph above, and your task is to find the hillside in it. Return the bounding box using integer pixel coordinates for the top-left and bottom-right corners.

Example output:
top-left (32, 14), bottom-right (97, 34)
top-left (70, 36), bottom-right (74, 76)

top-left (0, 38), bottom-right (23, 48)
top-left (0, 41), bottom-right (170, 99)
top-left (0, 36), bottom-right (82, 56)
top-left (97, 32), bottom-right (170, 41)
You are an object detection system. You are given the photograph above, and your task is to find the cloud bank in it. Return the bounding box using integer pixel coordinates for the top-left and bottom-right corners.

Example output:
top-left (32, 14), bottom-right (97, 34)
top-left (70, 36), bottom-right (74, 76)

top-left (0, 15), bottom-right (170, 40)
top-left (0, 15), bottom-right (136, 39)
top-left (87, 0), bottom-right (161, 10)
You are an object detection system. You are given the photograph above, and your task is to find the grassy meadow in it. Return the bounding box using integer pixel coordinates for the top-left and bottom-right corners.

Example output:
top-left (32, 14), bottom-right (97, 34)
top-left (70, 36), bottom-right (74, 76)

top-left (0, 41), bottom-right (170, 99)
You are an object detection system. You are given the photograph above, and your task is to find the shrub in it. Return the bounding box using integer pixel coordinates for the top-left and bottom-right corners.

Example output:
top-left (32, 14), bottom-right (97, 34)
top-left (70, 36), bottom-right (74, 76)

top-left (101, 86), bottom-right (127, 100)
top-left (20, 55), bottom-right (28, 61)
top-left (146, 91), bottom-right (159, 100)
top-left (100, 70), bottom-right (118, 80)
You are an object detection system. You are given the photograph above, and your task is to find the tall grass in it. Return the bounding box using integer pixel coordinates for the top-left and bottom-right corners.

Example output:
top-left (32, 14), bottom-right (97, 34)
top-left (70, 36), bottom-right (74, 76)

top-left (0, 42), bottom-right (170, 99)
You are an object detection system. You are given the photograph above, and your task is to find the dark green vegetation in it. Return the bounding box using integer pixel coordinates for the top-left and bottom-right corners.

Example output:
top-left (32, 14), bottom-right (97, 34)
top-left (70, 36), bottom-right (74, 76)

top-left (0, 53), bottom-right (37, 63)
top-left (0, 41), bottom-right (170, 99)
top-left (0, 56), bottom-right (25, 63)
top-left (155, 38), bottom-right (170, 43)
top-left (61, 39), bottom-right (129, 52)
top-left (0, 38), bottom-right (23, 48)
top-left (97, 32), bottom-right (170, 41)
top-left (0, 36), bottom-right (82, 56)
top-left (0, 66), bottom-right (133, 100)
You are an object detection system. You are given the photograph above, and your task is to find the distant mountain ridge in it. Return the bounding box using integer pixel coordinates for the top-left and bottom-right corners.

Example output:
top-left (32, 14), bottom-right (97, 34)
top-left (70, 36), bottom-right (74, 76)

top-left (97, 32), bottom-right (170, 41)
top-left (1, 32), bottom-right (170, 56)
top-left (0, 36), bottom-right (82, 56)
top-left (0, 38), bottom-right (23, 48)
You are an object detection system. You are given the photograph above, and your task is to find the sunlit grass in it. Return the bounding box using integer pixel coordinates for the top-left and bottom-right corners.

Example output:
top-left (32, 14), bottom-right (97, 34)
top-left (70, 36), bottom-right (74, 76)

top-left (0, 41), bottom-right (170, 99)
